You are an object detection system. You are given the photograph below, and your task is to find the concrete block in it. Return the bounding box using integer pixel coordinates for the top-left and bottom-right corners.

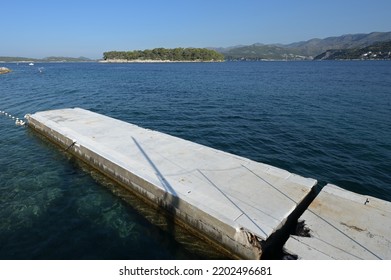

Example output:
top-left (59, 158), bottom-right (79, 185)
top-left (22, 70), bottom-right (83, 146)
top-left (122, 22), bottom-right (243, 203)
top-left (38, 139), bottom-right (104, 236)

top-left (27, 108), bottom-right (317, 259)
top-left (284, 184), bottom-right (391, 259)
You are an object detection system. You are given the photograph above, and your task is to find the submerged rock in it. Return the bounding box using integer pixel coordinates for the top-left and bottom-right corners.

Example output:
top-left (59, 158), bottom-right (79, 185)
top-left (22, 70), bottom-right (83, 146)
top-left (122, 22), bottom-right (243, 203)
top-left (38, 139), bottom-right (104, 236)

top-left (0, 67), bottom-right (11, 74)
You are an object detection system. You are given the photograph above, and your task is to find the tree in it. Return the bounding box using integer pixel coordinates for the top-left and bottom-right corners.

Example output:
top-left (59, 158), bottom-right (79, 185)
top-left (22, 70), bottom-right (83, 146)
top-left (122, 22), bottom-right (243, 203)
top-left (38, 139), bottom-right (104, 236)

top-left (103, 48), bottom-right (224, 62)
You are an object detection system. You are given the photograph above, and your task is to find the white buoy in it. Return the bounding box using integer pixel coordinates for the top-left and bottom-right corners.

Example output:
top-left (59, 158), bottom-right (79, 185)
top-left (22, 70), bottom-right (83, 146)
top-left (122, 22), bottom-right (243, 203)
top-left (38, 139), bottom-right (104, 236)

top-left (15, 119), bottom-right (25, 126)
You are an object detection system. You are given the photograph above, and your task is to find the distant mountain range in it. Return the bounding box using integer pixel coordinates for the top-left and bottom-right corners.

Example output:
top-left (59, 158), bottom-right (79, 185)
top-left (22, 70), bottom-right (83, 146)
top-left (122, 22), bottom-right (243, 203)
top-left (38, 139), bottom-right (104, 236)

top-left (213, 31), bottom-right (391, 60)
top-left (0, 56), bottom-right (94, 63)
top-left (2, 32), bottom-right (391, 62)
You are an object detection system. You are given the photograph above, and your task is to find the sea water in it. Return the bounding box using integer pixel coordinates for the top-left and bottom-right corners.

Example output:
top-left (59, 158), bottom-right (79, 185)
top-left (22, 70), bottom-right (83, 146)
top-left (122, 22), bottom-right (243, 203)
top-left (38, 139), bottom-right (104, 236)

top-left (0, 61), bottom-right (390, 259)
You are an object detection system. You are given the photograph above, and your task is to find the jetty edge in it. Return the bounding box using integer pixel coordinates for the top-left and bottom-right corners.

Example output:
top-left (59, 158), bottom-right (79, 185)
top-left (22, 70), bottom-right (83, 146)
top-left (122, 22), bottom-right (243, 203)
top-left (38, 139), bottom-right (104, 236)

top-left (26, 107), bottom-right (317, 259)
top-left (284, 183), bottom-right (391, 259)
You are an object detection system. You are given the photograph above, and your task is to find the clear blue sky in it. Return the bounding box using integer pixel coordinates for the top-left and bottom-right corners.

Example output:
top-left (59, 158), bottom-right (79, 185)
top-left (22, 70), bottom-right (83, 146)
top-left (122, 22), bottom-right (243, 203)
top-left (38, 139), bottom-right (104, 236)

top-left (2, 0), bottom-right (390, 59)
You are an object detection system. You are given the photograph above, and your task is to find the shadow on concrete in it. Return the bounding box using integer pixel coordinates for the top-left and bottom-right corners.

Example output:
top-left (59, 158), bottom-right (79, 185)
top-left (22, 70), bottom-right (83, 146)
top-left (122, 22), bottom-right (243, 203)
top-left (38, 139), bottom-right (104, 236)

top-left (131, 137), bottom-right (181, 243)
top-left (197, 169), bottom-right (268, 237)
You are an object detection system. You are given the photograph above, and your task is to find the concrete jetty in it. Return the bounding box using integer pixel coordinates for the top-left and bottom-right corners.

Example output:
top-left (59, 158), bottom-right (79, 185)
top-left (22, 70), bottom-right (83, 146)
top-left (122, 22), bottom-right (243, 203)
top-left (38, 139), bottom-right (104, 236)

top-left (26, 108), bottom-right (391, 259)
top-left (26, 108), bottom-right (317, 259)
top-left (284, 184), bottom-right (391, 259)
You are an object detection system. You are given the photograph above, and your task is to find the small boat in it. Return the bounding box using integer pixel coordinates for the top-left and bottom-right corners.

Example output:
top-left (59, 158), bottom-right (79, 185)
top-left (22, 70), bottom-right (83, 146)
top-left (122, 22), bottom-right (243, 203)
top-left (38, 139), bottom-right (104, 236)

top-left (29, 62), bottom-right (34, 66)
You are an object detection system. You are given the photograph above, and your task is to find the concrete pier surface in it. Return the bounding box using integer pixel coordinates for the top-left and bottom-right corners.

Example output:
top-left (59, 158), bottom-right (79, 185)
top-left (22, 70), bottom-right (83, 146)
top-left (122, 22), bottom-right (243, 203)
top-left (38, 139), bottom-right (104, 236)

top-left (284, 184), bottom-right (391, 259)
top-left (26, 107), bottom-right (317, 259)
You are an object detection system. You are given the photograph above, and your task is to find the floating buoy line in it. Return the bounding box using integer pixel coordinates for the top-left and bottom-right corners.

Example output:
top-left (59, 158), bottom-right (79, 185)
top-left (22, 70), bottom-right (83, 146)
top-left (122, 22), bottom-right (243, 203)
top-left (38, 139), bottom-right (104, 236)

top-left (0, 110), bottom-right (27, 126)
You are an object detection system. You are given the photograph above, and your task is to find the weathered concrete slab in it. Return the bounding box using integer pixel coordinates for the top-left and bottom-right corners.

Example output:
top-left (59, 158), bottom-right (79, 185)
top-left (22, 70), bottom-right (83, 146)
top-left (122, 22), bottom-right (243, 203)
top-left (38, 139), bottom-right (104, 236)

top-left (26, 107), bottom-right (317, 259)
top-left (284, 184), bottom-right (391, 259)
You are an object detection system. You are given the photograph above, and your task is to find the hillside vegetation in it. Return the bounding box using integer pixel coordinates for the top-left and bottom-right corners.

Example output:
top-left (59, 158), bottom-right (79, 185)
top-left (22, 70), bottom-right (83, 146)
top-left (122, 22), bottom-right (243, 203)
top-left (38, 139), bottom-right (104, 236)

top-left (103, 48), bottom-right (224, 62)
top-left (217, 32), bottom-right (391, 60)
top-left (314, 40), bottom-right (391, 60)
top-left (2, 32), bottom-right (390, 62)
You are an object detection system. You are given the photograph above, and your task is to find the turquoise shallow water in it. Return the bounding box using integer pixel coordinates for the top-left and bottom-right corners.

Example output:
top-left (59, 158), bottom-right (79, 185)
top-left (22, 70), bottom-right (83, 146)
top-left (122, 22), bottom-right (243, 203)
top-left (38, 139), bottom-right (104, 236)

top-left (1, 61), bottom-right (390, 259)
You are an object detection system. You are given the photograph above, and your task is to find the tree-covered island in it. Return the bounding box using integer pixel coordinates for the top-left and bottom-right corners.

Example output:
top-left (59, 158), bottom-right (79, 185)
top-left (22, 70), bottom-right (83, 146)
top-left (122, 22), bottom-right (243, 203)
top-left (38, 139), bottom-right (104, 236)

top-left (103, 48), bottom-right (224, 62)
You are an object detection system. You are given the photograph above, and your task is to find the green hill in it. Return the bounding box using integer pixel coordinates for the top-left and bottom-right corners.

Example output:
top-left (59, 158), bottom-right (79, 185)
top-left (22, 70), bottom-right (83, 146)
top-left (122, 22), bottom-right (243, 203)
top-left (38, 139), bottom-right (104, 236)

top-left (222, 44), bottom-right (306, 61)
top-left (0, 56), bottom-right (38, 62)
top-left (103, 48), bottom-right (224, 62)
top-left (42, 56), bottom-right (94, 62)
top-left (215, 32), bottom-right (391, 60)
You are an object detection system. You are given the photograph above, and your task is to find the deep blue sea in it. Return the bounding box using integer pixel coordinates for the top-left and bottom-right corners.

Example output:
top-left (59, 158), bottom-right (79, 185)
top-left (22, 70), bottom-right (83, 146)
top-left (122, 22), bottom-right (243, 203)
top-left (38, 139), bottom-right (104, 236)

top-left (1, 61), bottom-right (390, 259)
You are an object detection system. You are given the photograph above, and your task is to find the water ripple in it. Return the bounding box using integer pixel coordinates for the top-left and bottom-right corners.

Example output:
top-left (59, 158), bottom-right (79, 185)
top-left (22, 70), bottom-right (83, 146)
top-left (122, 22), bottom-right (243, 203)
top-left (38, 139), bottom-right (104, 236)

top-left (1, 61), bottom-right (390, 259)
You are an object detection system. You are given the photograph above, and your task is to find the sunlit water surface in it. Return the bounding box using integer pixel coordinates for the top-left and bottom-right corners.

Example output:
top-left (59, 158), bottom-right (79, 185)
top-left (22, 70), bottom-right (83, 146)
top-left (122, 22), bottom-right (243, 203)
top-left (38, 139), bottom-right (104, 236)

top-left (1, 61), bottom-right (390, 259)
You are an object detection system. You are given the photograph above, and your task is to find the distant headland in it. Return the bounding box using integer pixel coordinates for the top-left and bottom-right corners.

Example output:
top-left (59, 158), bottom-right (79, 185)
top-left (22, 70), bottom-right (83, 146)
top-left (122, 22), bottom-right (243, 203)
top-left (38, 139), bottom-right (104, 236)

top-left (0, 56), bottom-right (94, 63)
top-left (102, 48), bottom-right (224, 63)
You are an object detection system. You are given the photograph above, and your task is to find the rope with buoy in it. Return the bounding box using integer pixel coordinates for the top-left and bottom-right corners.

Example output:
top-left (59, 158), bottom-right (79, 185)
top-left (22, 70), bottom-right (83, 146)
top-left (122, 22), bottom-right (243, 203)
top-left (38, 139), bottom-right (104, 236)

top-left (0, 110), bottom-right (27, 126)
